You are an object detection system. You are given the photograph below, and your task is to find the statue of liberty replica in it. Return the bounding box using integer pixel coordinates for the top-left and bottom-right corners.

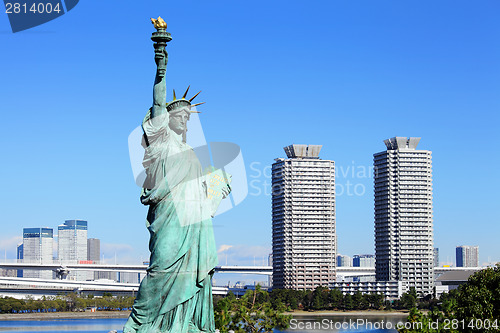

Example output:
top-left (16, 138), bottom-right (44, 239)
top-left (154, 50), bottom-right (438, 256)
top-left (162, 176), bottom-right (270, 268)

top-left (124, 17), bottom-right (231, 333)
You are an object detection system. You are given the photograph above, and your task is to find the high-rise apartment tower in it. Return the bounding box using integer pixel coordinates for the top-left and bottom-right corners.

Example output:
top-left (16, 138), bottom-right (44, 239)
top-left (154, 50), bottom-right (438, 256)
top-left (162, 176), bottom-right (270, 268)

top-left (374, 137), bottom-right (434, 296)
top-left (272, 144), bottom-right (336, 290)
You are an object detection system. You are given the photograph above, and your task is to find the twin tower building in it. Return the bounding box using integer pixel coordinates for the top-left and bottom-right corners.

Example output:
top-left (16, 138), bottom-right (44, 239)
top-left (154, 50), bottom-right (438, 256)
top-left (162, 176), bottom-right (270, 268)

top-left (19, 220), bottom-right (99, 281)
top-left (271, 137), bottom-right (434, 296)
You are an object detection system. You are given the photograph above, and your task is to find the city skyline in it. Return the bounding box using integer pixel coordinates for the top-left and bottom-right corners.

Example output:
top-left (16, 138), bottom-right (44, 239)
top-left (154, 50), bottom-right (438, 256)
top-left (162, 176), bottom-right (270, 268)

top-left (0, 1), bottom-right (499, 282)
top-left (12, 219), bottom-right (484, 268)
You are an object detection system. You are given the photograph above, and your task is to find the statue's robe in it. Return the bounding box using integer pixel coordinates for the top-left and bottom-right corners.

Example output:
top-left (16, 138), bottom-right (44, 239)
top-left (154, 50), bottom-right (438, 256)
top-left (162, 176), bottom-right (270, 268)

top-left (124, 111), bottom-right (218, 333)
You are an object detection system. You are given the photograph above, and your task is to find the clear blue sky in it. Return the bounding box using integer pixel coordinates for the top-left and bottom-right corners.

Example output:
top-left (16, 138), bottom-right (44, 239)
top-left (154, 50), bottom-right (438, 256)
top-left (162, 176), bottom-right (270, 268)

top-left (0, 1), bottom-right (499, 284)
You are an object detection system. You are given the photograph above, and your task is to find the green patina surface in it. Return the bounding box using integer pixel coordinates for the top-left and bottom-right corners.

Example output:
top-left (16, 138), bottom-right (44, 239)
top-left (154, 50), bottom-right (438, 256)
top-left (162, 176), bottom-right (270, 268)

top-left (123, 21), bottom-right (230, 333)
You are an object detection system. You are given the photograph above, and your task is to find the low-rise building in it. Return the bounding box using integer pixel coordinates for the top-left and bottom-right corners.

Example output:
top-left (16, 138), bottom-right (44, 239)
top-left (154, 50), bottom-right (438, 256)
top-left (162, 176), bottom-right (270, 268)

top-left (330, 280), bottom-right (407, 299)
top-left (435, 271), bottom-right (475, 298)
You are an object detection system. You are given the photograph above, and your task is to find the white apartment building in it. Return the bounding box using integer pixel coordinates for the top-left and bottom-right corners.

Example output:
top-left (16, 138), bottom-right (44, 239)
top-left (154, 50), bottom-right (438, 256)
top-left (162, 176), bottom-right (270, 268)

top-left (374, 137), bottom-right (434, 296)
top-left (272, 144), bottom-right (336, 290)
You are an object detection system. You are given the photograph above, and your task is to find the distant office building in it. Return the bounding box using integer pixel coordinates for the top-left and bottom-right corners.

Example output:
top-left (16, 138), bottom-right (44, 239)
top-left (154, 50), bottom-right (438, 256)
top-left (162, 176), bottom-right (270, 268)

top-left (87, 238), bottom-right (100, 262)
top-left (353, 254), bottom-right (375, 267)
top-left (337, 255), bottom-right (352, 267)
top-left (16, 243), bottom-right (23, 277)
top-left (456, 246), bottom-right (479, 267)
top-left (374, 137), bottom-right (434, 296)
top-left (272, 144), bottom-right (336, 290)
top-left (434, 248), bottom-right (439, 267)
top-left (22, 228), bottom-right (54, 279)
top-left (86, 238), bottom-right (116, 281)
top-left (58, 220), bottom-right (89, 280)
top-left (87, 238), bottom-right (102, 281)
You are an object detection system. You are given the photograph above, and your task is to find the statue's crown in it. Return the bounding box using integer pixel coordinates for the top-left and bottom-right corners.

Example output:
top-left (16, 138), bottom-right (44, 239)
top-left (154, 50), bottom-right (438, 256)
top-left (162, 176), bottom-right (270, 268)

top-left (167, 86), bottom-right (204, 113)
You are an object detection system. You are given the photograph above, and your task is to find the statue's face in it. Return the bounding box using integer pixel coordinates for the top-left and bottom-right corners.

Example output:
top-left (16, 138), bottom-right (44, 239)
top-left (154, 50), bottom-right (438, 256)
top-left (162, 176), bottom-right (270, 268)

top-left (169, 111), bottom-right (190, 134)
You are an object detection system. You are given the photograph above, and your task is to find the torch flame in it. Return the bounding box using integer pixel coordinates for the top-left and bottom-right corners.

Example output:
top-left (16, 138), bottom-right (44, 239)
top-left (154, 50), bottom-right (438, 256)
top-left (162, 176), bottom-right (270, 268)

top-left (151, 16), bottom-right (167, 30)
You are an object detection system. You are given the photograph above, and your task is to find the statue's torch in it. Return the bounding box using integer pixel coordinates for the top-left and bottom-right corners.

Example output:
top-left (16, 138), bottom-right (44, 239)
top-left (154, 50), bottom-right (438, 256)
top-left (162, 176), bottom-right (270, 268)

top-left (151, 17), bottom-right (171, 76)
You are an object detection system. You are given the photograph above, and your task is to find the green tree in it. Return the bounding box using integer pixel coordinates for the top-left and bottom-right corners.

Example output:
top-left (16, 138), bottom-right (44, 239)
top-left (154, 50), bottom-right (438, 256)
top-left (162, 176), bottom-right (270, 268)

top-left (342, 293), bottom-right (354, 310)
top-left (454, 265), bottom-right (500, 332)
top-left (312, 286), bottom-right (328, 310)
top-left (288, 294), bottom-right (299, 310)
top-left (0, 297), bottom-right (25, 313)
top-left (400, 288), bottom-right (417, 310)
top-left (438, 289), bottom-right (457, 317)
top-left (214, 296), bottom-right (232, 330)
top-left (301, 290), bottom-right (313, 310)
top-left (214, 285), bottom-right (291, 333)
top-left (352, 291), bottom-right (363, 310)
top-left (398, 307), bottom-right (457, 333)
top-left (366, 292), bottom-right (384, 310)
top-left (328, 288), bottom-right (343, 310)
top-left (398, 265), bottom-right (500, 333)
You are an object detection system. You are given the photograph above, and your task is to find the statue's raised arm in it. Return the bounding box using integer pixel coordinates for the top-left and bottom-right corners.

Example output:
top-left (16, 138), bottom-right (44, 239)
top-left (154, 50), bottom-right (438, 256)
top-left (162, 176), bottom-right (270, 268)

top-left (150, 16), bottom-right (171, 119)
top-left (151, 48), bottom-right (168, 119)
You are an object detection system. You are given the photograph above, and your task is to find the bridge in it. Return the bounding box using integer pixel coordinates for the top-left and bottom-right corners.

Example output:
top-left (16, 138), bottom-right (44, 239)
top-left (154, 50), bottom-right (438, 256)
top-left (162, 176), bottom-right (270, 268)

top-left (0, 262), bottom-right (274, 278)
top-left (0, 276), bottom-right (235, 299)
top-left (0, 262), bottom-right (272, 298)
top-left (0, 262), bottom-right (488, 299)
top-left (0, 261), bottom-right (485, 277)
top-left (0, 261), bottom-right (485, 279)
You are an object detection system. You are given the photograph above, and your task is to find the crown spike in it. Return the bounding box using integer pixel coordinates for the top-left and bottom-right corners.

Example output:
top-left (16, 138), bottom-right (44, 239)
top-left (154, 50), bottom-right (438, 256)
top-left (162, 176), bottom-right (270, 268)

top-left (189, 91), bottom-right (201, 102)
top-left (190, 110), bottom-right (201, 113)
top-left (182, 85), bottom-right (190, 99)
top-left (191, 102), bottom-right (205, 107)
top-left (173, 89), bottom-right (177, 100)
